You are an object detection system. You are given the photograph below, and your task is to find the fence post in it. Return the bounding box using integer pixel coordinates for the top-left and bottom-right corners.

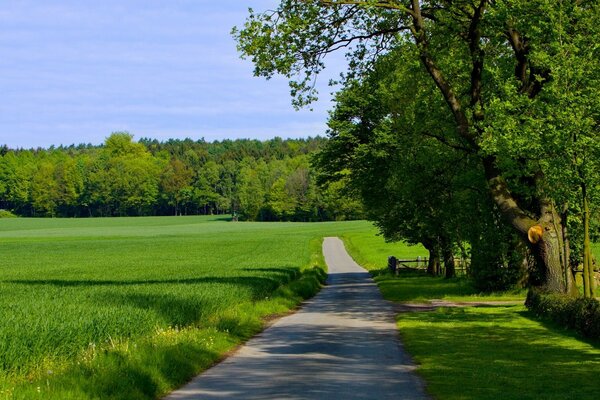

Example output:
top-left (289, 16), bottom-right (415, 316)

top-left (388, 256), bottom-right (397, 274)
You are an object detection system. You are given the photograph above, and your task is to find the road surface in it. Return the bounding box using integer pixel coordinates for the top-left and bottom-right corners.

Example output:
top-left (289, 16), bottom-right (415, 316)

top-left (165, 237), bottom-right (428, 399)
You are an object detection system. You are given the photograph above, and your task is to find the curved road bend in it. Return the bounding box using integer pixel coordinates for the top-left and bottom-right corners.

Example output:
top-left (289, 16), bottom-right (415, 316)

top-left (164, 237), bottom-right (429, 399)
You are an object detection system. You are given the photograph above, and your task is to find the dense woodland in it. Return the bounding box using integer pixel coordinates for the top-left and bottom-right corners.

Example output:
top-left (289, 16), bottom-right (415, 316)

top-left (0, 133), bottom-right (362, 221)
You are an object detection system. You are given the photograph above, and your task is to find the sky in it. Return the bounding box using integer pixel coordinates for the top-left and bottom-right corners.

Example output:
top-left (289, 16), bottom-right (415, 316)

top-left (0, 0), bottom-right (346, 149)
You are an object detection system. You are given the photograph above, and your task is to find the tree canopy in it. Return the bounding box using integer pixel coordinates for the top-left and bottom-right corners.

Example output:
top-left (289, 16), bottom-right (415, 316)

top-left (235, 0), bottom-right (600, 293)
top-left (0, 133), bottom-right (361, 222)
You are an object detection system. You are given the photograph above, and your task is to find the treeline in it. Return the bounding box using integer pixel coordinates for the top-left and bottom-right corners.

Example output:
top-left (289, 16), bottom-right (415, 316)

top-left (0, 133), bottom-right (363, 221)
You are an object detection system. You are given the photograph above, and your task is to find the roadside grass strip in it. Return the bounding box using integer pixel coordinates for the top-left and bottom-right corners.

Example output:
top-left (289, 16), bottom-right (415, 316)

top-left (0, 216), bottom-right (368, 399)
top-left (338, 233), bottom-right (599, 400)
top-left (397, 306), bottom-right (600, 400)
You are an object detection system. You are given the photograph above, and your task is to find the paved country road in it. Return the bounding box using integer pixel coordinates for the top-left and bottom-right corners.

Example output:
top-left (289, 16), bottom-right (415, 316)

top-left (164, 237), bottom-right (429, 399)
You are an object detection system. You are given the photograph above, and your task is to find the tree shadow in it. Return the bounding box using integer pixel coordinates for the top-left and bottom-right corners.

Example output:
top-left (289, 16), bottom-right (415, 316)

top-left (399, 307), bottom-right (600, 399)
top-left (5, 275), bottom-right (282, 289)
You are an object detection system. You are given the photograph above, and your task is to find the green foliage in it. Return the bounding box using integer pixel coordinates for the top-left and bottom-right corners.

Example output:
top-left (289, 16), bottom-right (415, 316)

top-left (526, 290), bottom-right (600, 340)
top-left (236, 0), bottom-right (600, 292)
top-left (469, 212), bottom-right (529, 292)
top-left (0, 209), bottom-right (17, 218)
top-left (0, 216), bottom-right (371, 398)
top-left (0, 135), bottom-right (360, 221)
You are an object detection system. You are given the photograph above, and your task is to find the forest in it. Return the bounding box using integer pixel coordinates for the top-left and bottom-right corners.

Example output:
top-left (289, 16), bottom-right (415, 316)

top-left (0, 133), bottom-right (362, 221)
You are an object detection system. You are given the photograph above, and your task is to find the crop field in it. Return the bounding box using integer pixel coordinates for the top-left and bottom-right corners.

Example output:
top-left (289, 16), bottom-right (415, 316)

top-left (0, 216), bottom-right (376, 399)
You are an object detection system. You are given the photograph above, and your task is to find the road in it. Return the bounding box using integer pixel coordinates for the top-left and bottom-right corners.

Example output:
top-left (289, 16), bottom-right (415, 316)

top-left (164, 237), bottom-right (429, 399)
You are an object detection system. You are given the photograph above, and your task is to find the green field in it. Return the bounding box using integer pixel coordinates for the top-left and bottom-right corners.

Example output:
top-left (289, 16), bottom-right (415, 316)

top-left (0, 216), bottom-right (373, 399)
top-left (1, 217), bottom-right (597, 399)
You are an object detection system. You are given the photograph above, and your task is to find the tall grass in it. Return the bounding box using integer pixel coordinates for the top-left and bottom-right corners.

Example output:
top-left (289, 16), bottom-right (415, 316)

top-left (0, 216), bottom-right (370, 399)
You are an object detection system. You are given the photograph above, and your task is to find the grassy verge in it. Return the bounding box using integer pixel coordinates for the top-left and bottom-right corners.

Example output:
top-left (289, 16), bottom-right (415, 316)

top-left (340, 229), bottom-right (525, 302)
top-left (398, 306), bottom-right (600, 400)
top-left (0, 216), bottom-right (369, 399)
top-left (340, 229), bottom-right (599, 399)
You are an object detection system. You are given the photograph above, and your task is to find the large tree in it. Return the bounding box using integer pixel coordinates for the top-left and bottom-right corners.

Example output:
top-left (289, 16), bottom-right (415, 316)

top-left (235, 0), bottom-right (599, 293)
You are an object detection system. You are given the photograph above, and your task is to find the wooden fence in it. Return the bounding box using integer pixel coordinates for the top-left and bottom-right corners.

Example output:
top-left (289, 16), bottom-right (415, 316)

top-left (387, 256), bottom-right (470, 276)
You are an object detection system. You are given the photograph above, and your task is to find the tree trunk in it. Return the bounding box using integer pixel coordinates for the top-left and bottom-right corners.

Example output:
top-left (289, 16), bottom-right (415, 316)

top-left (483, 158), bottom-right (574, 294)
top-left (560, 207), bottom-right (578, 295)
top-left (583, 186), bottom-right (594, 298)
top-left (442, 239), bottom-right (456, 279)
top-left (440, 235), bottom-right (455, 278)
top-left (425, 243), bottom-right (441, 276)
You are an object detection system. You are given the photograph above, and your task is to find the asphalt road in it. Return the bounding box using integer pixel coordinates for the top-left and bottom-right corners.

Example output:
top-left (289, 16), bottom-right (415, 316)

top-left (164, 237), bottom-right (429, 399)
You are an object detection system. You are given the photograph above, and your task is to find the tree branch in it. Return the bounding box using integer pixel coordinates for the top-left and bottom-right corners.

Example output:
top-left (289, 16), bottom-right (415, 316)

top-left (468, 0), bottom-right (486, 117)
top-left (318, 0), bottom-right (416, 17)
top-left (409, 0), bottom-right (476, 145)
top-left (420, 131), bottom-right (472, 153)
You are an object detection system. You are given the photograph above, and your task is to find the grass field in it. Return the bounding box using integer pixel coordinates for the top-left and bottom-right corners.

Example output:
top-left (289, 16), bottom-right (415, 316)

top-left (340, 230), bottom-right (600, 400)
top-left (1, 217), bottom-right (597, 399)
top-left (0, 216), bottom-right (371, 399)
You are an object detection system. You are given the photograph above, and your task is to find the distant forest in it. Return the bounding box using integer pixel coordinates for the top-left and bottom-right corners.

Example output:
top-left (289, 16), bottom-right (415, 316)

top-left (0, 133), bottom-right (363, 221)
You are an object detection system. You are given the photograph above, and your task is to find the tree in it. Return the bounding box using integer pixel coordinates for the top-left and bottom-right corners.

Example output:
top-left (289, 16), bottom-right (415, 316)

top-left (30, 160), bottom-right (59, 217)
top-left (235, 0), bottom-right (599, 293)
top-left (316, 46), bottom-right (527, 285)
top-left (160, 158), bottom-right (194, 215)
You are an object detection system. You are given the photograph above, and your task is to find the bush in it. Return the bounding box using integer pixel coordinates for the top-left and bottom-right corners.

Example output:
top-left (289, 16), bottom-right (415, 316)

top-left (526, 290), bottom-right (600, 339)
top-left (470, 235), bottom-right (528, 292)
top-left (0, 209), bottom-right (17, 218)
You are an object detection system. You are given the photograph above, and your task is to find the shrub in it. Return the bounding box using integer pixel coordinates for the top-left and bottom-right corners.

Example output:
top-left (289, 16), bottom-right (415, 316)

top-left (526, 290), bottom-right (600, 339)
top-left (470, 234), bottom-right (528, 292)
top-left (0, 209), bottom-right (17, 218)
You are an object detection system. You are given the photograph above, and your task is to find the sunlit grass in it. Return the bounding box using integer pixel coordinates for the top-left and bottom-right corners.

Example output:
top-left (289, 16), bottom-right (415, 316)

top-left (339, 228), bottom-right (598, 399)
top-left (0, 216), bottom-right (372, 399)
top-left (398, 306), bottom-right (600, 400)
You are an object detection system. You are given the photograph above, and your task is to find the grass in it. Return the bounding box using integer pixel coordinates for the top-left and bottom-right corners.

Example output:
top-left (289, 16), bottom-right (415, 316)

top-left (338, 227), bottom-right (600, 399)
top-left (340, 228), bottom-right (526, 302)
top-left (0, 216), bottom-right (371, 399)
top-left (398, 306), bottom-right (600, 400)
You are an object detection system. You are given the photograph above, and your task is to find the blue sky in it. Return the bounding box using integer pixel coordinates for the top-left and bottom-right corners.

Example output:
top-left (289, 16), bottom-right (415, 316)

top-left (0, 1), bottom-right (345, 149)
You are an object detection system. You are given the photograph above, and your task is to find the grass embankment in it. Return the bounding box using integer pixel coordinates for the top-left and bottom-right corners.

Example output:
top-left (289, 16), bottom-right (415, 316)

top-left (0, 216), bottom-right (369, 399)
top-left (340, 231), bottom-right (600, 400)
